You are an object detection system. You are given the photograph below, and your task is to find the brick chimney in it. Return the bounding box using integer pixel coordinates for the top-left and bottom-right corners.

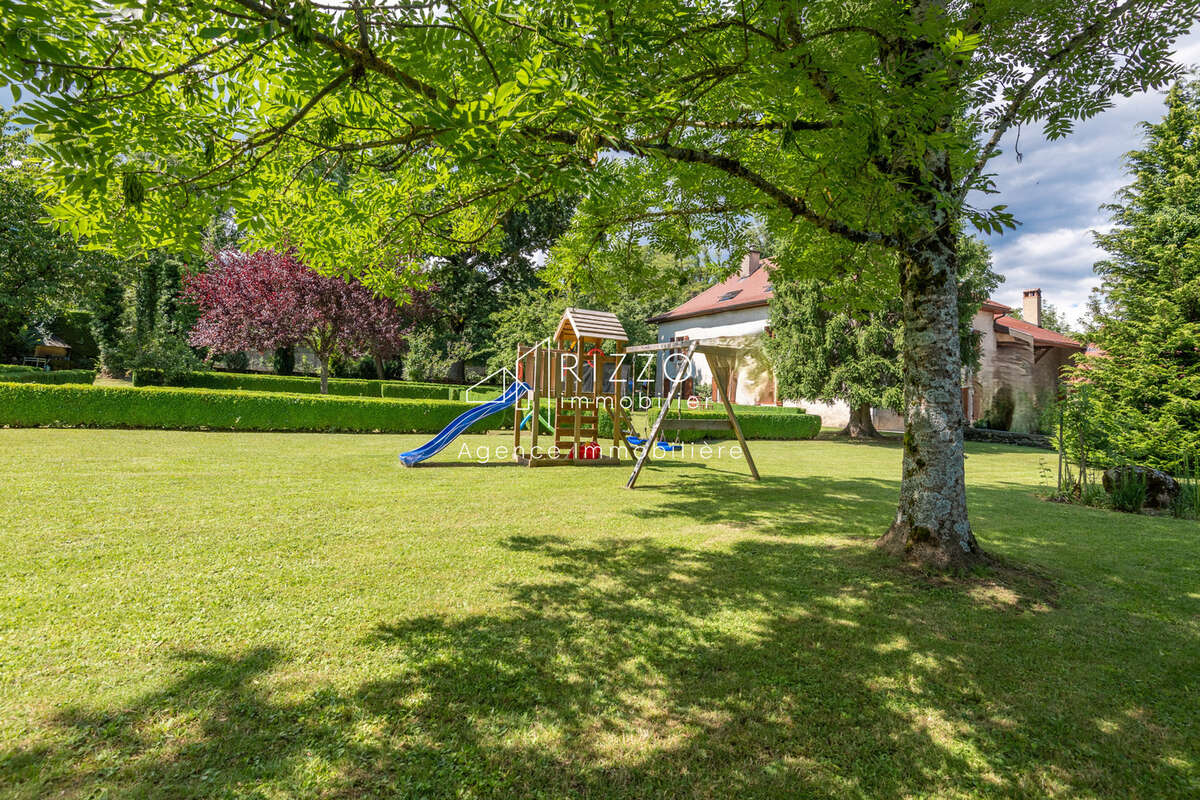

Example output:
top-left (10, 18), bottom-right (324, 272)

top-left (1022, 289), bottom-right (1043, 328)
top-left (740, 249), bottom-right (761, 278)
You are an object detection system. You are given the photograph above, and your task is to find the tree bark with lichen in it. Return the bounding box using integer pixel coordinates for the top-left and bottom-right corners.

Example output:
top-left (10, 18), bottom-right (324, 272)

top-left (876, 213), bottom-right (985, 570)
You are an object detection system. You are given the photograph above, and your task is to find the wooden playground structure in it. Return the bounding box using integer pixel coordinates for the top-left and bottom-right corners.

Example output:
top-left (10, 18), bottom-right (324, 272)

top-left (512, 308), bottom-right (628, 468)
top-left (512, 308), bottom-right (759, 488)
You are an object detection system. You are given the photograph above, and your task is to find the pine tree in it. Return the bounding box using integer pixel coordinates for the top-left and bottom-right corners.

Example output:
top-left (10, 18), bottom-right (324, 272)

top-left (88, 278), bottom-right (126, 377)
top-left (156, 254), bottom-right (185, 333)
top-left (273, 346), bottom-right (296, 376)
top-left (767, 277), bottom-right (902, 438)
top-left (133, 257), bottom-right (160, 341)
top-left (1087, 79), bottom-right (1200, 470)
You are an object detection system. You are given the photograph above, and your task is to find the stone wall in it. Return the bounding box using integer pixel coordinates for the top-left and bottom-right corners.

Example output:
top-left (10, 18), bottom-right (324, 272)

top-left (964, 426), bottom-right (1053, 449)
top-left (980, 339), bottom-right (1039, 432)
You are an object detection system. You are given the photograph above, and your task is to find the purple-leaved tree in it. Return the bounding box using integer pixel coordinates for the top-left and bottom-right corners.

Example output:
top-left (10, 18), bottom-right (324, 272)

top-left (185, 250), bottom-right (423, 393)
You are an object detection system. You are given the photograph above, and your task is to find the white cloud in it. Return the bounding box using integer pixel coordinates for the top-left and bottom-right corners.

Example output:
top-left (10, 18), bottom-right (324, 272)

top-left (976, 27), bottom-right (1200, 327)
top-left (988, 225), bottom-right (1113, 324)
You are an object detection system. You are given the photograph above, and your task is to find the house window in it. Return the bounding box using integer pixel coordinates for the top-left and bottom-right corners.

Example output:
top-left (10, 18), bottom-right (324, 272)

top-left (718, 290), bottom-right (742, 302)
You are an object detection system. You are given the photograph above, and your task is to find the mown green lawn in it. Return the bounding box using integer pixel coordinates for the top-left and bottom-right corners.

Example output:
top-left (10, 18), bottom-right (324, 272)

top-left (0, 429), bottom-right (1195, 799)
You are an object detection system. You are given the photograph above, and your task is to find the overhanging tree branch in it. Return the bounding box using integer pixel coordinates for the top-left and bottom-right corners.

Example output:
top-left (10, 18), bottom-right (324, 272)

top-left (957, 0), bottom-right (1147, 202)
top-left (225, 0), bottom-right (452, 107)
top-left (543, 132), bottom-right (898, 248)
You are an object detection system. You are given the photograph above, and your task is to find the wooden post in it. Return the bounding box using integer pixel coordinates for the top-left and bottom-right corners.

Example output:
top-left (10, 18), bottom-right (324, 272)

top-left (530, 344), bottom-right (542, 458)
top-left (513, 344), bottom-right (524, 455)
top-left (574, 336), bottom-right (583, 458)
top-left (612, 346), bottom-right (622, 458)
top-left (1057, 404), bottom-right (1064, 493)
top-left (709, 358), bottom-right (760, 481)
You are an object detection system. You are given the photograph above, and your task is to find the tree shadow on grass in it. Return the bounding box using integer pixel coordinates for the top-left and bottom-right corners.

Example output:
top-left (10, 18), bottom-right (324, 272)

top-left (627, 468), bottom-right (899, 540)
top-left (3, 504), bottom-right (1197, 797)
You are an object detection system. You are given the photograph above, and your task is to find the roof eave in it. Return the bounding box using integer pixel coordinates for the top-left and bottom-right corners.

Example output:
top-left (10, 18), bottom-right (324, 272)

top-left (1036, 340), bottom-right (1086, 352)
top-left (647, 298), bottom-right (770, 325)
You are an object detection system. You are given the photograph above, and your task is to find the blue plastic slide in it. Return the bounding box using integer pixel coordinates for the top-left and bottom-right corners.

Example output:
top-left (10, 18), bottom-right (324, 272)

top-left (399, 381), bottom-right (530, 467)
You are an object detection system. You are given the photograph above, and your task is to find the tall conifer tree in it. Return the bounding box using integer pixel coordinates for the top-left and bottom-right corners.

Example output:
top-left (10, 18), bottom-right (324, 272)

top-left (1087, 79), bottom-right (1200, 469)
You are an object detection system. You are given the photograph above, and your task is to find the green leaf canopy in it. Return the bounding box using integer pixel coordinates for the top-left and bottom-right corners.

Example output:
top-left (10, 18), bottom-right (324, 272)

top-left (0, 0), bottom-right (1193, 290)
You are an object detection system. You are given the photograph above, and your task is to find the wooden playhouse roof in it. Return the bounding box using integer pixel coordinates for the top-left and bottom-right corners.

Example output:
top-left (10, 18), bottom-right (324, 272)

top-left (555, 308), bottom-right (628, 342)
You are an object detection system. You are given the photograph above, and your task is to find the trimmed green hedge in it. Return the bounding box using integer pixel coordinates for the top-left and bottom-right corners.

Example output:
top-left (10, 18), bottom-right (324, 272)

top-left (380, 382), bottom-right (494, 401)
top-left (645, 398), bottom-right (810, 415)
top-left (726, 411), bottom-right (821, 441)
top-left (0, 364), bottom-right (35, 375)
top-left (0, 382), bottom-right (513, 433)
top-left (0, 369), bottom-right (95, 385)
top-left (131, 369), bottom-right (498, 401)
top-left (600, 406), bottom-right (821, 441)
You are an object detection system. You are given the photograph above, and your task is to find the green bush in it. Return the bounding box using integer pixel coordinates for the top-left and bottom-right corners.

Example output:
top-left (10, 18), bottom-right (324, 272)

top-left (1080, 483), bottom-right (1110, 510)
top-left (1, 369), bottom-right (95, 385)
top-left (131, 369), bottom-right (495, 400)
top-left (129, 368), bottom-right (164, 386)
top-left (0, 382), bottom-right (513, 434)
top-left (1170, 484), bottom-right (1199, 520)
top-left (600, 406), bottom-right (821, 441)
top-left (747, 412), bottom-right (821, 440)
top-left (646, 398), bottom-right (809, 415)
top-left (222, 352), bottom-right (251, 371)
top-left (0, 364), bottom-right (36, 374)
top-left (381, 382), bottom-right (467, 401)
top-left (1109, 470), bottom-right (1147, 514)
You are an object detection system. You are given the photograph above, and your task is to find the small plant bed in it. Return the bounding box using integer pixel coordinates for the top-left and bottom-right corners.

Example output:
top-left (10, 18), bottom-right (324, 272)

top-left (1039, 458), bottom-right (1200, 521)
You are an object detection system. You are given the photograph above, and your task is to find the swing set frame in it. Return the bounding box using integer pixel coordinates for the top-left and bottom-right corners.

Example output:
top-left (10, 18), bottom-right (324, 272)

top-left (509, 308), bottom-right (759, 487)
top-left (621, 339), bottom-right (759, 488)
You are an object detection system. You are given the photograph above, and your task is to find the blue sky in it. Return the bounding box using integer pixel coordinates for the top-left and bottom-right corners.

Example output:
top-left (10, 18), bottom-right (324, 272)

top-left (978, 30), bottom-right (1200, 324)
top-left (3, 29), bottom-right (1198, 324)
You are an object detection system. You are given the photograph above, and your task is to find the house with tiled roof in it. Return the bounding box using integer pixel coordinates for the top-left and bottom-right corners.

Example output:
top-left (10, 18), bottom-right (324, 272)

top-left (648, 252), bottom-right (1084, 432)
top-left (963, 290), bottom-right (1084, 431)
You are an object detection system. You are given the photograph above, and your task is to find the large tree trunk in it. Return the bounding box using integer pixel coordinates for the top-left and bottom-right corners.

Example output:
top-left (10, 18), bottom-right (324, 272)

top-left (318, 358), bottom-right (330, 395)
top-left (876, 225), bottom-right (986, 571)
top-left (841, 403), bottom-right (880, 439)
top-left (373, 353), bottom-right (385, 380)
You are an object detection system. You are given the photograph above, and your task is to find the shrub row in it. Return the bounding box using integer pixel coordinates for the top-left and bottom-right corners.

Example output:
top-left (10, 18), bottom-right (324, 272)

top-left (725, 411), bottom-right (822, 441)
top-left (599, 406), bottom-right (821, 441)
top-left (131, 369), bottom-right (498, 401)
top-left (0, 369), bottom-right (96, 385)
top-left (381, 382), bottom-right (498, 402)
top-left (646, 398), bottom-right (811, 415)
top-left (0, 382), bottom-right (513, 434)
top-left (0, 364), bottom-right (35, 374)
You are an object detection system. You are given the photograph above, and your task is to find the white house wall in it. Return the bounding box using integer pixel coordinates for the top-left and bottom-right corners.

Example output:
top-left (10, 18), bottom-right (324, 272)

top-left (655, 307), bottom-right (771, 387)
top-left (658, 310), bottom-right (774, 405)
top-left (971, 309), bottom-right (998, 419)
top-left (654, 301), bottom-right (1076, 434)
top-left (654, 306), bottom-right (849, 428)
